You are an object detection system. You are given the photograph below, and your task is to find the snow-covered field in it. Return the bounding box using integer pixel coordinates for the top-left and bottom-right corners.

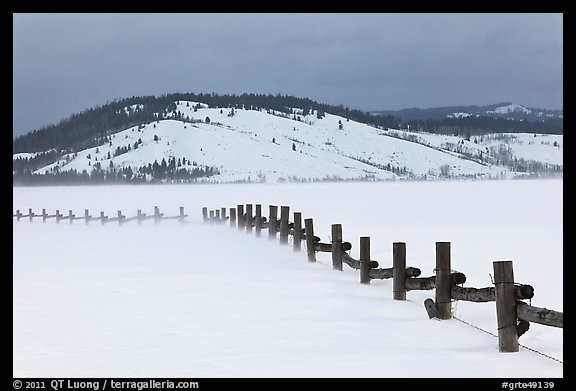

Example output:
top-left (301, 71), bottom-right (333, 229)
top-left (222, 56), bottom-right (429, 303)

top-left (13, 179), bottom-right (563, 378)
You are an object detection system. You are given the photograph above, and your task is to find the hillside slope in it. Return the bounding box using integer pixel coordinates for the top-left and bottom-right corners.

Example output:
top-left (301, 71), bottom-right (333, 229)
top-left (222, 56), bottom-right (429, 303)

top-left (14, 101), bottom-right (563, 183)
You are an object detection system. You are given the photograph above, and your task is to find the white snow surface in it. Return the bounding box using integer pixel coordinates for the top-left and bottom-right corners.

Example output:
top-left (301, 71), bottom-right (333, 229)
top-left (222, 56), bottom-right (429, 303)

top-left (21, 101), bottom-right (562, 182)
top-left (13, 179), bottom-right (563, 378)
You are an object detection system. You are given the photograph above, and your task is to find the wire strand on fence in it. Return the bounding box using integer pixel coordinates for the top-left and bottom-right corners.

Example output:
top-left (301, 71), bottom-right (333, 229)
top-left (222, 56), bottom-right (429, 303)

top-left (406, 298), bottom-right (563, 364)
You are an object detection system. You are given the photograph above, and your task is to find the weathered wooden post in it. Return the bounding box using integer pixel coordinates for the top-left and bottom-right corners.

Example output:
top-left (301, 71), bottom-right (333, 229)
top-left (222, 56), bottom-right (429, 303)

top-left (56, 210), bottom-right (61, 224)
top-left (16, 210), bottom-right (21, 222)
top-left (137, 209), bottom-right (143, 225)
top-left (202, 207), bottom-right (208, 222)
top-left (117, 210), bottom-right (124, 225)
top-left (215, 209), bottom-right (221, 222)
top-left (494, 260), bottom-right (519, 352)
top-left (42, 208), bottom-right (47, 223)
top-left (245, 204), bottom-right (253, 232)
top-left (279, 206), bottom-right (290, 244)
top-left (209, 210), bottom-right (215, 222)
top-left (154, 206), bottom-right (161, 224)
top-left (435, 242), bottom-right (452, 319)
top-left (393, 242), bottom-right (407, 300)
top-left (221, 207), bottom-right (227, 223)
top-left (304, 218), bottom-right (315, 262)
top-left (100, 211), bottom-right (106, 225)
top-left (360, 237), bottom-right (371, 284)
top-left (331, 224), bottom-right (343, 270)
top-left (84, 209), bottom-right (90, 224)
top-left (269, 205), bottom-right (278, 238)
top-left (255, 204), bottom-right (262, 236)
top-left (230, 207), bottom-right (237, 228)
top-left (29, 208), bottom-right (34, 222)
top-left (179, 206), bottom-right (185, 222)
top-left (293, 212), bottom-right (302, 251)
top-left (237, 204), bottom-right (244, 230)
top-left (68, 210), bottom-right (75, 223)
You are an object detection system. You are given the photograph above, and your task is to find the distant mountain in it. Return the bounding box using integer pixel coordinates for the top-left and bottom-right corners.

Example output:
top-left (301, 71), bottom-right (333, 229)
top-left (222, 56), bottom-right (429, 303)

top-left (12, 95), bottom-right (563, 185)
top-left (371, 102), bottom-right (563, 122)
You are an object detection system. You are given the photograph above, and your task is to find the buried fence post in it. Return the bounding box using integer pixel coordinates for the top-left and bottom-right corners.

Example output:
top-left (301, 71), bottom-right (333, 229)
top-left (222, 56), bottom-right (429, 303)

top-left (245, 204), bottom-right (253, 232)
top-left (29, 208), bottom-right (34, 222)
top-left (393, 242), bottom-right (407, 300)
top-left (215, 209), bottom-right (221, 221)
top-left (237, 204), bottom-right (244, 230)
top-left (154, 206), bottom-right (161, 224)
top-left (137, 209), bottom-right (143, 225)
top-left (221, 207), bottom-right (227, 223)
top-left (279, 206), bottom-right (290, 244)
top-left (331, 224), bottom-right (343, 271)
top-left (255, 204), bottom-right (262, 236)
top-left (230, 207), bottom-right (236, 228)
top-left (68, 210), bottom-right (75, 223)
top-left (269, 205), bottom-right (278, 238)
top-left (42, 208), bottom-right (47, 223)
top-left (360, 237), bottom-right (371, 284)
top-left (202, 207), bottom-right (208, 222)
top-left (493, 260), bottom-right (519, 352)
top-left (293, 212), bottom-right (302, 252)
top-left (209, 210), bottom-right (215, 222)
top-left (179, 207), bottom-right (185, 222)
top-left (304, 218), bottom-right (315, 262)
top-left (435, 242), bottom-right (452, 320)
top-left (84, 209), bottom-right (90, 224)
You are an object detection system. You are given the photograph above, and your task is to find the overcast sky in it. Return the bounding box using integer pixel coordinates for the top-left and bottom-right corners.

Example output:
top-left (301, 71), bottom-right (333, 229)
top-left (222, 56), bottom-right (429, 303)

top-left (13, 13), bottom-right (563, 138)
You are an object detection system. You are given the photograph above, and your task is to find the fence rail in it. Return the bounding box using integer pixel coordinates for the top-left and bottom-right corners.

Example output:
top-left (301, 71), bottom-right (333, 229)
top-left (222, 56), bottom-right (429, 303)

top-left (202, 203), bottom-right (563, 354)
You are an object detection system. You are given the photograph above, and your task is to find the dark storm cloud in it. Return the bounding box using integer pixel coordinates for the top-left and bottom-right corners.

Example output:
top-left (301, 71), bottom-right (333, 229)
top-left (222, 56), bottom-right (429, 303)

top-left (13, 13), bottom-right (562, 138)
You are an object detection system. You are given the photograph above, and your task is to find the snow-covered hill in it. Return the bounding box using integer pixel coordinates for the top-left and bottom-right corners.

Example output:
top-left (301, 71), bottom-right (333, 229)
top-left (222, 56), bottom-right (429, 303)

top-left (18, 101), bottom-right (563, 183)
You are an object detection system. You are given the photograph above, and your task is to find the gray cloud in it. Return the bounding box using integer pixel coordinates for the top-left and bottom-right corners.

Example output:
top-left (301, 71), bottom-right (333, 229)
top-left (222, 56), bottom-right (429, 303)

top-left (13, 13), bottom-right (562, 138)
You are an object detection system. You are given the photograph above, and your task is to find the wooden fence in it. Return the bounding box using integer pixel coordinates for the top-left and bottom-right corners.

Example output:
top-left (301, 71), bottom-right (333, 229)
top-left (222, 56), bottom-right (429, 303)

top-left (13, 206), bottom-right (187, 225)
top-left (202, 203), bottom-right (563, 353)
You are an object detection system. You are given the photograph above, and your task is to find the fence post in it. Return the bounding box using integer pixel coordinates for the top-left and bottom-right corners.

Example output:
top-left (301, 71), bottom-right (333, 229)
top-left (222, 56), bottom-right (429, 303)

top-left (360, 237), bottom-right (371, 284)
top-left (493, 260), bottom-right (519, 352)
top-left (154, 206), bottom-right (161, 224)
top-left (237, 204), bottom-right (244, 230)
top-left (202, 207), bottom-right (208, 222)
top-left (269, 205), bottom-right (278, 238)
top-left (393, 242), bottom-right (407, 300)
top-left (42, 208), bottom-right (47, 223)
top-left (230, 207), bottom-right (236, 228)
top-left (293, 212), bottom-right (302, 252)
top-left (100, 211), bottom-right (105, 225)
top-left (179, 207), bottom-right (185, 222)
top-left (215, 209), bottom-right (221, 222)
top-left (279, 206), bottom-right (290, 244)
top-left (84, 209), bottom-right (90, 224)
top-left (221, 207), bottom-right (227, 223)
top-left (117, 210), bottom-right (124, 225)
top-left (245, 204), bottom-right (253, 232)
top-left (68, 210), bottom-right (74, 223)
top-left (209, 210), bottom-right (215, 222)
top-left (305, 218), bottom-right (315, 262)
top-left (255, 204), bottom-right (262, 236)
top-left (16, 210), bottom-right (21, 222)
top-left (56, 210), bottom-right (61, 224)
top-left (331, 224), bottom-right (343, 270)
top-left (435, 242), bottom-right (452, 319)
top-left (29, 208), bottom-right (34, 222)
top-left (137, 209), bottom-right (143, 225)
